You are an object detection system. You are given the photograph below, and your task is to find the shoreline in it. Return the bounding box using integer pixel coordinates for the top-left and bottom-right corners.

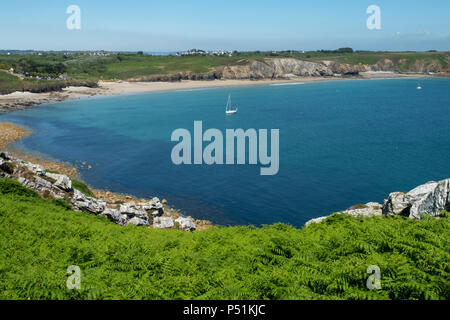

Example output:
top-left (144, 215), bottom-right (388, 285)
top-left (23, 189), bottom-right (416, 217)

top-left (0, 72), bottom-right (443, 114)
top-left (0, 121), bottom-right (212, 230)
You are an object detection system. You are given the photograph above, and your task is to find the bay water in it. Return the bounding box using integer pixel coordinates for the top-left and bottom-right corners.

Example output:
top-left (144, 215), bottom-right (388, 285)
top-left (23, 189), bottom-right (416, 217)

top-left (2, 78), bottom-right (450, 226)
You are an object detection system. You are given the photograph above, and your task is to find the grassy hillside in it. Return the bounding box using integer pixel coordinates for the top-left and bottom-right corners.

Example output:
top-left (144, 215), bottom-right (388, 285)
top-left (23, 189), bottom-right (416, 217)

top-left (0, 178), bottom-right (448, 300)
top-left (0, 53), bottom-right (243, 82)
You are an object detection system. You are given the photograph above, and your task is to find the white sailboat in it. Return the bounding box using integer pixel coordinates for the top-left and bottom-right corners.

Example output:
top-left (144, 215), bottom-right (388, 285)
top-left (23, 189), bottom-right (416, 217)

top-left (225, 94), bottom-right (238, 115)
top-left (417, 83), bottom-right (422, 90)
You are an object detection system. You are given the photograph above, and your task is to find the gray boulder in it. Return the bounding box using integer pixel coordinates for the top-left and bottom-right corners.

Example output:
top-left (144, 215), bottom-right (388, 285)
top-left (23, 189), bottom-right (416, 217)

top-left (120, 202), bottom-right (137, 215)
top-left (409, 179), bottom-right (450, 219)
top-left (72, 193), bottom-right (105, 214)
top-left (18, 177), bottom-right (36, 189)
top-left (34, 176), bottom-right (54, 190)
top-left (72, 189), bottom-right (87, 202)
top-left (175, 217), bottom-right (196, 231)
top-left (46, 173), bottom-right (72, 191)
top-left (24, 162), bottom-right (45, 175)
top-left (153, 217), bottom-right (174, 229)
top-left (151, 210), bottom-right (163, 218)
top-left (149, 197), bottom-right (163, 209)
top-left (126, 217), bottom-right (149, 226)
top-left (134, 210), bottom-right (149, 219)
top-left (101, 208), bottom-right (121, 223)
top-left (382, 192), bottom-right (410, 215)
top-left (87, 199), bottom-right (106, 214)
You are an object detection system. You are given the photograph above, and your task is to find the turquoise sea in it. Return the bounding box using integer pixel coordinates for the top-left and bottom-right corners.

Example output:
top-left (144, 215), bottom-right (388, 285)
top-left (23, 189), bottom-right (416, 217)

top-left (2, 78), bottom-right (450, 226)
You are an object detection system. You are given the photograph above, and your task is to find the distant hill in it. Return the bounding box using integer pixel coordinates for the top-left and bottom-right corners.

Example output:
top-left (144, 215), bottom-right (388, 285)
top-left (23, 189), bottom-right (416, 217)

top-left (0, 50), bottom-right (448, 94)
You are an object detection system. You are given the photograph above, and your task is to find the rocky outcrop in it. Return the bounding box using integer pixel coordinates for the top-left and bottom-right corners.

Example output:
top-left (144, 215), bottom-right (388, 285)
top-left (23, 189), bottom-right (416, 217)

top-left (175, 217), bottom-right (197, 231)
top-left (305, 202), bottom-right (383, 227)
top-left (0, 152), bottom-right (198, 231)
top-left (324, 61), bottom-right (371, 75)
top-left (411, 59), bottom-right (443, 74)
top-left (306, 179), bottom-right (449, 227)
top-left (221, 58), bottom-right (335, 79)
top-left (374, 59), bottom-right (397, 72)
top-left (153, 217), bottom-right (175, 229)
top-left (265, 59), bottom-right (333, 77)
top-left (383, 179), bottom-right (450, 219)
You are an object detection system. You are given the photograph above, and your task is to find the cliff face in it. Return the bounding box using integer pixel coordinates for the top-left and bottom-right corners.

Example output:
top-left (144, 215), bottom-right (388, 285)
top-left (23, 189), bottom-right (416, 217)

top-left (221, 58), bottom-right (335, 79)
top-left (373, 58), bottom-right (446, 73)
top-left (129, 56), bottom-right (449, 82)
top-left (220, 56), bottom-right (449, 80)
top-left (221, 58), bottom-right (374, 79)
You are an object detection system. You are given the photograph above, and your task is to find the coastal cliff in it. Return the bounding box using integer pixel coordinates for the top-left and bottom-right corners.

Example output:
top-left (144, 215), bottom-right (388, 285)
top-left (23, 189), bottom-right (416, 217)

top-left (128, 56), bottom-right (449, 82)
top-left (220, 57), bottom-right (449, 79)
top-left (221, 58), bottom-right (368, 79)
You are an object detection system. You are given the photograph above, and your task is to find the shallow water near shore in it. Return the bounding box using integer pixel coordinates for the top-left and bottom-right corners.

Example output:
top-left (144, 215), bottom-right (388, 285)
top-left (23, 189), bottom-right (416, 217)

top-left (2, 78), bottom-right (450, 226)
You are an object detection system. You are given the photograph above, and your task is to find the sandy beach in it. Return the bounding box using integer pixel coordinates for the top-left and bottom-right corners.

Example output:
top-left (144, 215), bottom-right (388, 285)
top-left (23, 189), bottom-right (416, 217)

top-left (0, 73), bottom-right (438, 114)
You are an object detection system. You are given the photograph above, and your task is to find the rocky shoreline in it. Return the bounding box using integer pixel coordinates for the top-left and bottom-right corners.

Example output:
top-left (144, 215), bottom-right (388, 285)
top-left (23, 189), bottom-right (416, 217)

top-left (0, 151), bottom-right (210, 231)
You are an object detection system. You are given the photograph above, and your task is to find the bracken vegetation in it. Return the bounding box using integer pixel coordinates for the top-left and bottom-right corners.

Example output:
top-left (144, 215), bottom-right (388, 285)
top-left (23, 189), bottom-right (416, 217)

top-left (0, 178), bottom-right (448, 300)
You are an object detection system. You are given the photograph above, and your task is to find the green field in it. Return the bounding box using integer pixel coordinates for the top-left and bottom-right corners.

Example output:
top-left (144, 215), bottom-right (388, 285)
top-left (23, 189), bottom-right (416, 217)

top-left (0, 178), bottom-right (448, 300)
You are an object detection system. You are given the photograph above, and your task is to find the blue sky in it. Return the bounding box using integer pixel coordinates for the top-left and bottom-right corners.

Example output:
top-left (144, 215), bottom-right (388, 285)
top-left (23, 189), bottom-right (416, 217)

top-left (1, 0), bottom-right (449, 51)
